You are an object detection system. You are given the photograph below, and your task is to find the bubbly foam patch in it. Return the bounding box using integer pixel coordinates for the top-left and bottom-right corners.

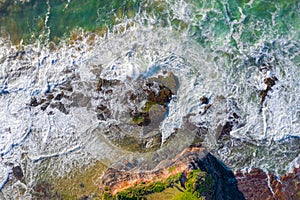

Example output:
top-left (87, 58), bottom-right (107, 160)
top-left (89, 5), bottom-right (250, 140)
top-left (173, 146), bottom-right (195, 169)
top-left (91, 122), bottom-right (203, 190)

top-left (0, 0), bottom-right (300, 197)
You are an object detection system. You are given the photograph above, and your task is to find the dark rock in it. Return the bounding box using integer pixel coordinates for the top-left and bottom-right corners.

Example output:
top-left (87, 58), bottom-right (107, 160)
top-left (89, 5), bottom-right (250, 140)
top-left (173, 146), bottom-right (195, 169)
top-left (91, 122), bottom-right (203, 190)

top-left (97, 78), bottom-right (120, 91)
top-left (200, 96), bottom-right (209, 104)
top-left (145, 86), bottom-right (172, 105)
top-left (129, 93), bottom-right (137, 101)
top-left (59, 81), bottom-right (73, 92)
top-left (196, 126), bottom-right (208, 137)
top-left (30, 97), bottom-right (39, 107)
top-left (50, 102), bottom-right (69, 114)
top-left (40, 102), bottom-right (50, 111)
top-left (96, 104), bottom-right (111, 120)
top-left (216, 122), bottom-right (233, 140)
top-left (46, 94), bottom-right (54, 100)
top-left (201, 104), bottom-right (212, 115)
top-left (260, 90), bottom-right (268, 103)
top-left (259, 63), bottom-right (272, 73)
top-left (264, 77), bottom-right (277, 90)
top-left (54, 92), bottom-right (64, 101)
top-left (232, 112), bottom-right (239, 119)
top-left (12, 166), bottom-right (23, 180)
top-left (260, 76), bottom-right (278, 104)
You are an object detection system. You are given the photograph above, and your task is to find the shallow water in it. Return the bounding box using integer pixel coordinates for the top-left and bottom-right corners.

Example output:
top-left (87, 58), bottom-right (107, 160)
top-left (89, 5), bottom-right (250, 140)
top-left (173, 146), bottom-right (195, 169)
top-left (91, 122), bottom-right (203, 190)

top-left (0, 0), bottom-right (299, 198)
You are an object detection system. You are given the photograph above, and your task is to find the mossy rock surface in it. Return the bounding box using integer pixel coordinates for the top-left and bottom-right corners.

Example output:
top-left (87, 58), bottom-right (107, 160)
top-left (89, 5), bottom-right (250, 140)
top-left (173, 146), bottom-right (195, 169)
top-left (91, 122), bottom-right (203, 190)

top-left (32, 161), bottom-right (107, 199)
top-left (107, 170), bottom-right (214, 200)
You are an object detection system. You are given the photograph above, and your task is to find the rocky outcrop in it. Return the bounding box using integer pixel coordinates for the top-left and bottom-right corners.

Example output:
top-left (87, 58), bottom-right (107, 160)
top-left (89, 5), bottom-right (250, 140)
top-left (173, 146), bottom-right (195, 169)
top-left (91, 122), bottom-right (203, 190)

top-left (96, 71), bottom-right (177, 153)
top-left (236, 167), bottom-right (300, 200)
top-left (99, 146), bottom-right (245, 200)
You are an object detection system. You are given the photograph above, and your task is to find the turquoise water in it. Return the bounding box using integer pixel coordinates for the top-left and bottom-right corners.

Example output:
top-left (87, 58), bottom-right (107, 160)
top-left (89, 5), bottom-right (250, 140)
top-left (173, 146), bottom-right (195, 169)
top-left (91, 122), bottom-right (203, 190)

top-left (0, 0), bottom-right (299, 198)
top-left (1, 1), bottom-right (299, 47)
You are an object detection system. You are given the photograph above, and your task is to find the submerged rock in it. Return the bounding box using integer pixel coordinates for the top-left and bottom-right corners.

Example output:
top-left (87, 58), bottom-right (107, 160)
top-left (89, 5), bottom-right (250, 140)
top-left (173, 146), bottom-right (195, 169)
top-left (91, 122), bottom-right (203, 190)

top-left (148, 71), bottom-right (178, 95)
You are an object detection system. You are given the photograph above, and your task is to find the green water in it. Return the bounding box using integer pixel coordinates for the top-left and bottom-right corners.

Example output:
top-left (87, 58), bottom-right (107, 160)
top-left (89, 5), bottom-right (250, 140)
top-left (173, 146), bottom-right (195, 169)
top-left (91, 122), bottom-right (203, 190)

top-left (1, 0), bottom-right (299, 50)
top-left (0, 0), bottom-right (140, 43)
top-left (0, 0), bottom-right (300, 197)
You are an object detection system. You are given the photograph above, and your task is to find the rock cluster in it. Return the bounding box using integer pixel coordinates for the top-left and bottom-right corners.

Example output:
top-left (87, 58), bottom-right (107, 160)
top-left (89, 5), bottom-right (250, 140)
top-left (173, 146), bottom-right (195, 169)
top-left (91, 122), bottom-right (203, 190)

top-left (95, 71), bottom-right (177, 152)
top-left (29, 81), bottom-right (74, 115)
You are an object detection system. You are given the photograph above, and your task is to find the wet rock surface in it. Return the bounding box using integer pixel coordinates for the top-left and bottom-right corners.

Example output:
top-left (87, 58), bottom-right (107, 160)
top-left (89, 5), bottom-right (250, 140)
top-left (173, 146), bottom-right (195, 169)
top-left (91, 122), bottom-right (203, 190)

top-left (95, 71), bottom-right (177, 152)
top-left (260, 76), bottom-right (278, 104)
top-left (28, 80), bottom-right (76, 115)
top-left (236, 167), bottom-right (300, 200)
top-left (191, 95), bottom-right (243, 144)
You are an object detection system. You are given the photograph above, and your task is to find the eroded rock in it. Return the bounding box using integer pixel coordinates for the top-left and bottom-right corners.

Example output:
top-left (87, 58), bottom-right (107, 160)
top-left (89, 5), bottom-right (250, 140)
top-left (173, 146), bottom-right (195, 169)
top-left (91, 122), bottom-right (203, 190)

top-left (99, 146), bottom-right (245, 200)
top-left (94, 71), bottom-right (177, 152)
top-left (236, 167), bottom-right (300, 200)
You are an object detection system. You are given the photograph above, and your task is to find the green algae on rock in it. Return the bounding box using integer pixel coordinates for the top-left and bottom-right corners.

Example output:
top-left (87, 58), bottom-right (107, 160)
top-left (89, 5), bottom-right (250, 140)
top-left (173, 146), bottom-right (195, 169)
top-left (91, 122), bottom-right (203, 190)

top-left (94, 72), bottom-right (177, 153)
top-left (32, 161), bottom-right (107, 199)
top-left (104, 170), bottom-right (213, 200)
top-left (99, 146), bottom-right (245, 200)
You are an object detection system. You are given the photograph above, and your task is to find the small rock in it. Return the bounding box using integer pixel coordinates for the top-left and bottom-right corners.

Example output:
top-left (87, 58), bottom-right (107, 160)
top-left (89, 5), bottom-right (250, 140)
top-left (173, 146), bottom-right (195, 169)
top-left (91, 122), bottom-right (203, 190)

top-left (12, 166), bottom-right (23, 180)
top-left (50, 102), bottom-right (69, 114)
top-left (264, 76), bottom-right (277, 90)
top-left (41, 102), bottom-right (50, 111)
top-left (200, 96), bottom-right (209, 104)
top-left (260, 76), bottom-right (277, 104)
top-left (54, 92), bottom-right (64, 101)
top-left (29, 97), bottom-right (39, 107)
top-left (97, 78), bottom-right (120, 91)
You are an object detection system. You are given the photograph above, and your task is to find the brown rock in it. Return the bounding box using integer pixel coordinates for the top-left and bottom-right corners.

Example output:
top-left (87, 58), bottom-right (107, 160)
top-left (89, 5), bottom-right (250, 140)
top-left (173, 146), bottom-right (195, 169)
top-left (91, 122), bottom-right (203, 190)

top-left (200, 96), bottom-right (209, 104)
top-left (99, 147), bottom-right (245, 200)
top-left (29, 97), bottom-right (39, 107)
top-left (260, 76), bottom-right (278, 104)
top-left (236, 167), bottom-right (300, 200)
top-left (148, 71), bottom-right (178, 94)
top-left (99, 147), bottom-right (208, 195)
top-left (97, 78), bottom-right (120, 91)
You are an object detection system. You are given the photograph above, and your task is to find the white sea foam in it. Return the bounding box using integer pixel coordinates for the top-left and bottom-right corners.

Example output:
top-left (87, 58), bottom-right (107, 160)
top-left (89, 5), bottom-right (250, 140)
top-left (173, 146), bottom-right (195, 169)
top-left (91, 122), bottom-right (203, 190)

top-left (0, 1), bottom-right (300, 197)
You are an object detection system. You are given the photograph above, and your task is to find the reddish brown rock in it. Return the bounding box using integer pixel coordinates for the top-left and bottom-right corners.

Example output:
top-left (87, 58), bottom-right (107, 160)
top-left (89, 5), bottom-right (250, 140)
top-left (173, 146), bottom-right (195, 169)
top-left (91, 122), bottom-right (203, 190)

top-left (236, 168), bottom-right (273, 200)
top-left (236, 167), bottom-right (300, 200)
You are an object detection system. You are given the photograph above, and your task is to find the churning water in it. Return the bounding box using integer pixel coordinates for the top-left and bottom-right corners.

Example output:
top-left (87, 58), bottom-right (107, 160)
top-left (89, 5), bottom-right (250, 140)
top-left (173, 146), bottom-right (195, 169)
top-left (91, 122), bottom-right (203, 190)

top-left (0, 0), bottom-right (299, 198)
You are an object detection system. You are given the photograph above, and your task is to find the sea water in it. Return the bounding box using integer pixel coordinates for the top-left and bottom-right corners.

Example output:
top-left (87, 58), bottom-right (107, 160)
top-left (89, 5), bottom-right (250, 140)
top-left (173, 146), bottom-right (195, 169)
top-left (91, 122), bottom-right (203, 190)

top-left (0, 0), bottom-right (299, 198)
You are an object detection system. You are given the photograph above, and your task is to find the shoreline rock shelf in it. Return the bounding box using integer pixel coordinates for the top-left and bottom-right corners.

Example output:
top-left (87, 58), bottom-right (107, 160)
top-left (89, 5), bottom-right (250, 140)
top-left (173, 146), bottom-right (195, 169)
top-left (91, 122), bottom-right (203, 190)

top-left (99, 146), bottom-right (245, 200)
